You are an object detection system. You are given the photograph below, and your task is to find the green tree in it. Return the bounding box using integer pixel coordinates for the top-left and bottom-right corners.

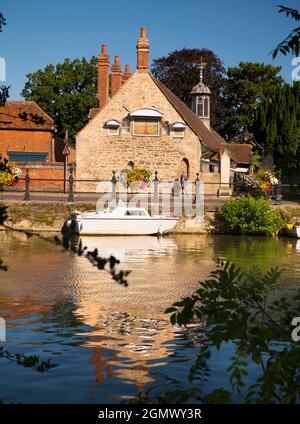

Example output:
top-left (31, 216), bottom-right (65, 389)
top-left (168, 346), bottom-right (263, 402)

top-left (221, 62), bottom-right (283, 141)
top-left (253, 82), bottom-right (300, 174)
top-left (151, 48), bottom-right (228, 130)
top-left (272, 5), bottom-right (300, 58)
top-left (21, 57), bottom-right (98, 146)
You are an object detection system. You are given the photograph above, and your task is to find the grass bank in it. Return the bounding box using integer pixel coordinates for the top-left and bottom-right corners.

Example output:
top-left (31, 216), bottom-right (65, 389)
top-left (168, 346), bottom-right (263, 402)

top-left (0, 200), bottom-right (299, 235)
top-left (0, 202), bottom-right (95, 232)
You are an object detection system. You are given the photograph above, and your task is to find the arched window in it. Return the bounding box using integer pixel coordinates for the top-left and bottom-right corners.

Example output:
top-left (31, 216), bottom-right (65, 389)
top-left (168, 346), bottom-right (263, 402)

top-left (204, 98), bottom-right (209, 118)
top-left (197, 97), bottom-right (204, 117)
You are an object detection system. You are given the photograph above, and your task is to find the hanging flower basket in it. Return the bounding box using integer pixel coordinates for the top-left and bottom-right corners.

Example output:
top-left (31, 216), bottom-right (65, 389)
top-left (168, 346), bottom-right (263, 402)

top-left (0, 153), bottom-right (22, 188)
top-left (120, 167), bottom-right (153, 191)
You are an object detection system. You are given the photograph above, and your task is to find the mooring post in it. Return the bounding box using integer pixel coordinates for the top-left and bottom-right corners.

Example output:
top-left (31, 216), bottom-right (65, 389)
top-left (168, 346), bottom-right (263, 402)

top-left (195, 172), bottom-right (200, 199)
top-left (153, 171), bottom-right (159, 203)
top-left (23, 168), bottom-right (30, 201)
top-left (111, 170), bottom-right (117, 202)
top-left (68, 168), bottom-right (74, 203)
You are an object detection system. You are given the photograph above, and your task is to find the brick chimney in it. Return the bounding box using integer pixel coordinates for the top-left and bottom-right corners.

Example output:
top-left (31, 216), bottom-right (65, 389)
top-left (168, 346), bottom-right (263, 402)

top-left (111, 55), bottom-right (123, 96)
top-left (137, 27), bottom-right (149, 73)
top-left (122, 64), bottom-right (131, 84)
top-left (98, 44), bottom-right (110, 109)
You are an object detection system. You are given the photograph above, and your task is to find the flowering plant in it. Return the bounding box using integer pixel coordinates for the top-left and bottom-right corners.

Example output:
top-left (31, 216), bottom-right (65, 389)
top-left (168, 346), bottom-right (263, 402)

top-left (120, 167), bottom-right (152, 191)
top-left (0, 153), bottom-right (22, 187)
top-left (242, 170), bottom-right (279, 198)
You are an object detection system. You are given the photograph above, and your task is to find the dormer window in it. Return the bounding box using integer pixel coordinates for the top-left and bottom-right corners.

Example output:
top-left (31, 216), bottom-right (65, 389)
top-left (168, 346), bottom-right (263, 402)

top-left (130, 108), bottom-right (163, 137)
top-left (105, 119), bottom-right (121, 135)
top-left (171, 122), bottom-right (187, 139)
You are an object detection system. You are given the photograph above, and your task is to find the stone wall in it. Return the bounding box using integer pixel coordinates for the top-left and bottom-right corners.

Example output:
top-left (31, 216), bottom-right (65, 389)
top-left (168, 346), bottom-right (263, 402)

top-left (200, 172), bottom-right (220, 195)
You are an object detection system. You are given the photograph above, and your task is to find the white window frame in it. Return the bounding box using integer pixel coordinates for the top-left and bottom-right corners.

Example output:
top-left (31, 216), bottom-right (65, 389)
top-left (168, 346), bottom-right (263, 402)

top-left (172, 130), bottom-right (185, 139)
top-left (171, 122), bottom-right (186, 139)
top-left (121, 119), bottom-right (131, 134)
top-left (132, 117), bottom-right (160, 137)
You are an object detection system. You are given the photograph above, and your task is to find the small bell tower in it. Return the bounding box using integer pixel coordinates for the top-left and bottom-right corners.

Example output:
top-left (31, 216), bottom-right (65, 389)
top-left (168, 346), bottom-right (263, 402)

top-left (190, 58), bottom-right (211, 130)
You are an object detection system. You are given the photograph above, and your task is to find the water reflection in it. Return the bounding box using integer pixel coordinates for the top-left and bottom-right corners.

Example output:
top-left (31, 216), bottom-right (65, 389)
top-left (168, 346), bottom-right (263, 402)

top-left (0, 232), bottom-right (299, 403)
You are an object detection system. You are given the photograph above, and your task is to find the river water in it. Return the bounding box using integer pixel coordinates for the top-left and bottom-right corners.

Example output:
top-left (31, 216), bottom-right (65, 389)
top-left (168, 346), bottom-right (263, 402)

top-left (0, 232), bottom-right (299, 403)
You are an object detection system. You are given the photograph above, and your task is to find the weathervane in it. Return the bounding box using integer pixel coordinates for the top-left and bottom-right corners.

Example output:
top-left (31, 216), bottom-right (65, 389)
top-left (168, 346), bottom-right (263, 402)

top-left (197, 57), bottom-right (207, 83)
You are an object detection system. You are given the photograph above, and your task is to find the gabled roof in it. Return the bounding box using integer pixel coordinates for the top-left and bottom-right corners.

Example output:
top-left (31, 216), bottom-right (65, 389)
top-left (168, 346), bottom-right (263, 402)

top-left (0, 100), bottom-right (54, 130)
top-left (151, 76), bottom-right (225, 152)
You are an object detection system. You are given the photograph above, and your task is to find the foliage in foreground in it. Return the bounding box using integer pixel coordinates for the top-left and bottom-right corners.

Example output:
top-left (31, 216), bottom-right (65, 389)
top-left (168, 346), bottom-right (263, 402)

top-left (218, 196), bottom-right (285, 236)
top-left (164, 260), bottom-right (300, 404)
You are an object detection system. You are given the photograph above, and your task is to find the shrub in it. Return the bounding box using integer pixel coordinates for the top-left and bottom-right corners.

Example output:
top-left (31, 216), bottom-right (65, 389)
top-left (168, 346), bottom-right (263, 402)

top-left (218, 196), bottom-right (285, 236)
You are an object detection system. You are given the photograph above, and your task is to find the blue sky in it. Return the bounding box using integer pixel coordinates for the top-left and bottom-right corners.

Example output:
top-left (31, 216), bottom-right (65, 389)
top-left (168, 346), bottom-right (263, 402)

top-left (1, 0), bottom-right (300, 98)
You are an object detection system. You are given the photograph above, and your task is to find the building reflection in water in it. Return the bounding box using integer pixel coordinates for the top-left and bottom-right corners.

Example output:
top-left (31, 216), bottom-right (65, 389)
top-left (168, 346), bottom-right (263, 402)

top-left (0, 232), bottom-right (298, 401)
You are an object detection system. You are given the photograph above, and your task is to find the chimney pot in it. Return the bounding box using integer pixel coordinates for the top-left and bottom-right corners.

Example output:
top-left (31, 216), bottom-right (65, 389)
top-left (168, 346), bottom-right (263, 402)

top-left (98, 44), bottom-right (110, 109)
top-left (111, 55), bottom-right (123, 96)
top-left (122, 64), bottom-right (131, 84)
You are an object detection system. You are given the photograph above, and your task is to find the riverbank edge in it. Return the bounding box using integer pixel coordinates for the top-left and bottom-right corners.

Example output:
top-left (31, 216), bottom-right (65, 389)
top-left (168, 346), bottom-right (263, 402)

top-left (0, 201), bottom-right (299, 235)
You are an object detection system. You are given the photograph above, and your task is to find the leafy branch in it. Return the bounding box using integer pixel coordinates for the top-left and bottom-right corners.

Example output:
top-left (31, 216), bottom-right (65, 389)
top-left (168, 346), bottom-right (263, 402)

top-left (272, 5), bottom-right (300, 58)
top-left (0, 13), bottom-right (9, 106)
top-left (0, 347), bottom-right (57, 373)
top-left (0, 13), bottom-right (6, 32)
top-left (166, 260), bottom-right (300, 403)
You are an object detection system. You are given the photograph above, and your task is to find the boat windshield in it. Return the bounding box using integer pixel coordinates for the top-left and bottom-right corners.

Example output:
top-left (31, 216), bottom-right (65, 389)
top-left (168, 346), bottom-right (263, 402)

top-left (125, 210), bottom-right (148, 216)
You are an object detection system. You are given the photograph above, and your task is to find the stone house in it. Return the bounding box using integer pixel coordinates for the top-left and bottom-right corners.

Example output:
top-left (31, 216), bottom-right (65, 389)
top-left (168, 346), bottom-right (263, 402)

top-left (76, 27), bottom-right (252, 194)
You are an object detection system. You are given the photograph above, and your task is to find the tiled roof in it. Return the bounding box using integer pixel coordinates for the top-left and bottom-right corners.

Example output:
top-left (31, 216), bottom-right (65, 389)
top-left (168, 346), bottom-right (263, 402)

top-left (211, 144), bottom-right (252, 164)
top-left (151, 76), bottom-right (225, 152)
top-left (0, 101), bottom-right (54, 130)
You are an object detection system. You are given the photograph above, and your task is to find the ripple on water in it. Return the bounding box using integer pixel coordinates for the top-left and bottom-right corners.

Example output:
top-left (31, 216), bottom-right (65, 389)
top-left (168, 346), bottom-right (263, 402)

top-left (0, 233), bottom-right (299, 402)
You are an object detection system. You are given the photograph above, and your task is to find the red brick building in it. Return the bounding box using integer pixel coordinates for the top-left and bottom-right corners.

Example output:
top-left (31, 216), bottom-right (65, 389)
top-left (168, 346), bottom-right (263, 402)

top-left (0, 100), bottom-right (55, 162)
top-left (0, 100), bottom-right (75, 190)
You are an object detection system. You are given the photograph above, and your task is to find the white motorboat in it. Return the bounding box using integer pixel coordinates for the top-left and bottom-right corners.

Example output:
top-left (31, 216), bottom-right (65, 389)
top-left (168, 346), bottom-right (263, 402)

top-left (64, 202), bottom-right (179, 235)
